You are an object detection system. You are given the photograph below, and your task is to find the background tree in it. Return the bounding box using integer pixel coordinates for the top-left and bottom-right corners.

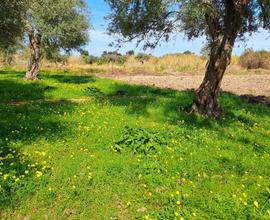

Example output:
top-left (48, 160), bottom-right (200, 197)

top-left (80, 50), bottom-right (99, 64)
top-left (126, 50), bottom-right (135, 56)
top-left (0, 0), bottom-right (27, 50)
top-left (105, 0), bottom-right (270, 117)
top-left (183, 50), bottom-right (194, 55)
top-left (200, 43), bottom-right (211, 59)
top-left (23, 0), bottom-right (89, 80)
top-left (135, 53), bottom-right (151, 64)
top-left (0, 41), bottom-right (24, 66)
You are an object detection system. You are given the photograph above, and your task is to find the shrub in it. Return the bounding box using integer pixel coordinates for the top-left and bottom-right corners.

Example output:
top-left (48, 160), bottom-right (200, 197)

top-left (126, 50), bottom-right (135, 56)
top-left (112, 126), bottom-right (166, 154)
top-left (183, 50), bottom-right (194, 55)
top-left (80, 50), bottom-right (99, 64)
top-left (239, 49), bottom-right (270, 69)
top-left (99, 51), bottom-right (127, 65)
top-left (135, 53), bottom-right (151, 64)
top-left (83, 55), bottom-right (99, 64)
top-left (200, 43), bottom-right (211, 59)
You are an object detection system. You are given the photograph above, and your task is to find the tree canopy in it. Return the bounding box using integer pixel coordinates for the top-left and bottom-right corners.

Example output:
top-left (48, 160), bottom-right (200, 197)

top-left (106, 0), bottom-right (270, 48)
top-left (25, 0), bottom-right (89, 62)
top-left (23, 0), bottom-right (89, 80)
top-left (0, 0), bottom-right (27, 49)
top-left (106, 0), bottom-right (270, 117)
top-left (1, 0), bottom-right (90, 79)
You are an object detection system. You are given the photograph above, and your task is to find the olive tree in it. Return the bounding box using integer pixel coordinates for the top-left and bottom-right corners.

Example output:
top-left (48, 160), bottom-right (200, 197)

top-left (23, 0), bottom-right (89, 80)
top-left (105, 0), bottom-right (270, 117)
top-left (0, 0), bottom-right (27, 49)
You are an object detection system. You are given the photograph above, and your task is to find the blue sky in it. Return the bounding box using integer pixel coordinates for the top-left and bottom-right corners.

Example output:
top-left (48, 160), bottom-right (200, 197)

top-left (87, 0), bottom-right (269, 56)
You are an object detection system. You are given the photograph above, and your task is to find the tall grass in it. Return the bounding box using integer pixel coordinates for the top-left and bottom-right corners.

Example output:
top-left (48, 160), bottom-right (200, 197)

top-left (1, 52), bottom-right (269, 75)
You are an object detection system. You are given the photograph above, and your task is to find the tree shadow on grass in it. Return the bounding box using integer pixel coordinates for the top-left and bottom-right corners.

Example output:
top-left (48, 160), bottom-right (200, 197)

top-left (0, 69), bottom-right (97, 85)
top-left (84, 81), bottom-right (270, 130)
top-left (43, 74), bottom-right (96, 84)
top-left (0, 79), bottom-right (77, 210)
top-left (0, 70), bottom-right (25, 78)
top-left (84, 82), bottom-right (270, 161)
top-left (0, 79), bottom-right (56, 102)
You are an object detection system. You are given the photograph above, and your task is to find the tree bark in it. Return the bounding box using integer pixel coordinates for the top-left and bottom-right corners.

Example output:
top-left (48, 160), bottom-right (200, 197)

top-left (24, 31), bottom-right (41, 80)
top-left (191, 35), bottom-right (236, 117)
top-left (191, 0), bottom-right (243, 117)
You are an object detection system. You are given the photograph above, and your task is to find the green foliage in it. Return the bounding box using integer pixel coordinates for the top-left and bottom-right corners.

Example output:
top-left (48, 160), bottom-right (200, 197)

top-left (83, 55), bottom-right (99, 65)
top-left (239, 49), bottom-right (270, 69)
top-left (84, 86), bottom-right (103, 97)
top-left (183, 50), bottom-right (194, 55)
top-left (105, 0), bottom-right (270, 47)
top-left (28, 0), bottom-right (89, 62)
top-left (135, 53), bottom-right (151, 64)
top-left (80, 50), bottom-right (99, 65)
top-left (106, 0), bottom-right (174, 49)
top-left (0, 70), bottom-right (269, 219)
top-left (99, 51), bottom-right (127, 65)
top-left (126, 50), bottom-right (135, 56)
top-left (0, 0), bottom-right (27, 49)
top-left (0, 42), bottom-right (24, 66)
top-left (200, 43), bottom-right (211, 59)
top-left (113, 126), bottom-right (166, 154)
top-left (80, 50), bottom-right (128, 65)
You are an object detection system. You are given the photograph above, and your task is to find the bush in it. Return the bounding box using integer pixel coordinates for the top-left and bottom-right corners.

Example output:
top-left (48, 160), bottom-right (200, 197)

top-left (239, 49), bottom-right (270, 69)
top-left (135, 53), bottom-right (151, 64)
top-left (126, 50), bottom-right (135, 56)
top-left (80, 50), bottom-right (99, 64)
top-left (83, 55), bottom-right (99, 64)
top-left (200, 43), bottom-right (211, 59)
top-left (99, 51), bottom-right (127, 65)
top-left (112, 126), bottom-right (166, 155)
top-left (183, 50), bottom-right (194, 55)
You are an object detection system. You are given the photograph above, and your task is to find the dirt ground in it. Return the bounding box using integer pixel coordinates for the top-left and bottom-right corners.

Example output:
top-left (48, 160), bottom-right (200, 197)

top-left (101, 73), bottom-right (270, 106)
top-left (102, 73), bottom-right (270, 97)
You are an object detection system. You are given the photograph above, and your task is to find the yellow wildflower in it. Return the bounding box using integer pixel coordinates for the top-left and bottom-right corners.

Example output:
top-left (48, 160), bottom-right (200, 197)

top-left (254, 201), bottom-right (259, 208)
top-left (36, 171), bottom-right (43, 178)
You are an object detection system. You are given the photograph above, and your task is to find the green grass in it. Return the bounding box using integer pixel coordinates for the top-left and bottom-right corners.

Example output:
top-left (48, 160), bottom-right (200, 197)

top-left (0, 69), bottom-right (269, 219)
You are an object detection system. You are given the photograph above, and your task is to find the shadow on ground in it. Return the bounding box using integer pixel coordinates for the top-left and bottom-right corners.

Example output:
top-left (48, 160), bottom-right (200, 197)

top-left (0, 79), bottom-right (56, 102)
top-left (44, 74), bottom-right (96, 84)
top-left (0, 70), bottom-right (25, 78)
top-left (0, 77), bottom-right (77, 210)
top-left (0, 70), bottom-right (269, 212)
top-left (84, 82), bottom-right (270, 129)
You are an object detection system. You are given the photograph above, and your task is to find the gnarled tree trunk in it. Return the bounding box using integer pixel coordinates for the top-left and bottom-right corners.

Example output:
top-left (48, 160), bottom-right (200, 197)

top-left (191, 0), bottom-right (242, 117)
top-left (191, 35), bottom-right (236, 117)
top-left (24, 31), bottom-right (41, 80)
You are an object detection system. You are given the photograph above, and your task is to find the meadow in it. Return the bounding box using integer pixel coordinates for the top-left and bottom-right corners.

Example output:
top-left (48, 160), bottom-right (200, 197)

top-left (0, 69), bottom-right (269, 219)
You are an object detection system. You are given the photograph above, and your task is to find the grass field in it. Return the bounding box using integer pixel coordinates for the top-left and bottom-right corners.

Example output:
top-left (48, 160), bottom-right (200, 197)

top-left (0, 69), bottom-right (269, 219)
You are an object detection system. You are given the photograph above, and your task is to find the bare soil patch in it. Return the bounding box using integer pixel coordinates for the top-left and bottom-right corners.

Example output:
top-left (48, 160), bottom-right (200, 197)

top-left (101, 73), bottom-right (270, 106)
top-left (101, 73), bottom-right (270, 97)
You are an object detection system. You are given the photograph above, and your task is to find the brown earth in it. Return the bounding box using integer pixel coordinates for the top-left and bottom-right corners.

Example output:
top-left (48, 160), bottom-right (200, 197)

top-left (101, 73), bottom-right (270, 106)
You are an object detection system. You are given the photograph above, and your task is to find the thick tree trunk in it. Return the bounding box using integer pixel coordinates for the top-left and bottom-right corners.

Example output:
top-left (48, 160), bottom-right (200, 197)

top-left (24, 31), bottom-right (41, 80)
top-left (192, 35), bottom-right (236, 117)
top-left (191, 0), bottom-right (245, 117)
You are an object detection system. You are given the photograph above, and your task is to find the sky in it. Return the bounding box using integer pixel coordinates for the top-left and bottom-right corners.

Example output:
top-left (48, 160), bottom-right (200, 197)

top-left (87, 0), bottom-right (270, 57)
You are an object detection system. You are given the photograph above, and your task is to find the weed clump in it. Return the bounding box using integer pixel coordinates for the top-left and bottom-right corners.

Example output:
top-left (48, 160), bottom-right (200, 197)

top-left (113, 126), bottom-right (166, 154)
top-left (84, 86), bottom-right (103, 97)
